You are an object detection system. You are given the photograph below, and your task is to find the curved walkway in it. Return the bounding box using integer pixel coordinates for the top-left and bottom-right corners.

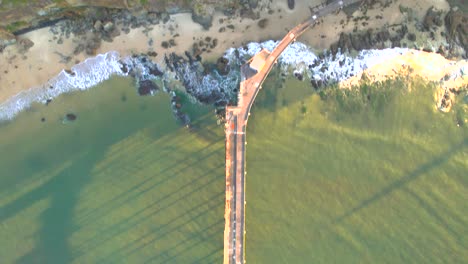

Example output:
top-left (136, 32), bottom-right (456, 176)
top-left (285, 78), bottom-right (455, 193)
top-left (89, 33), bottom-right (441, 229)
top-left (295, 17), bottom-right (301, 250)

top-left (223, 1), bottom-right (363, 263)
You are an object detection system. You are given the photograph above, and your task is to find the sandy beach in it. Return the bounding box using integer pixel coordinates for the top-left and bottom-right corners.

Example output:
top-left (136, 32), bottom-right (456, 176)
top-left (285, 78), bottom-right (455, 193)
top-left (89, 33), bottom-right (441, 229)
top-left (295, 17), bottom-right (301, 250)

top-left (0, 0), bottom-right (463, 110)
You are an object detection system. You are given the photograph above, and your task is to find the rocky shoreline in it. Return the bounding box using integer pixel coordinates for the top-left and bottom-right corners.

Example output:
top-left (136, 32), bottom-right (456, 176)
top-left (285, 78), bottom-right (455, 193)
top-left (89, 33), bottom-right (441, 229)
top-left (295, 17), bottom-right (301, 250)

top-left (331, 5), bottom-right (467, 59)
top-left (0, 0), bottom-right (467, 123)
top-left (1, 1), bottom-right (466, 59)
top-left (0, 0), bottom-right (269, 52)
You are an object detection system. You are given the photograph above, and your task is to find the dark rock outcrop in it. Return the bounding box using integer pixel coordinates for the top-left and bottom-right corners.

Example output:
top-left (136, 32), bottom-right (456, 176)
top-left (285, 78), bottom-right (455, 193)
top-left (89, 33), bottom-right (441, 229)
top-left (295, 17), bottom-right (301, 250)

top-left (445, 9), bottom-right (468, 58)
top-left (257, 18), bottom-right (268, 29)
top-left (240, 9), bottom-right (259, 20)
top-left (17, 37), bottom-right (34, 52)
top-left (170, 92), bottom-right (191, 127)
top-left (191, 11), bottom-right (213, 30)
top-left (294, 71), bottom-right (303, 81)
top-left (330, 26), bottom-right (405, 54)
top-left (0, 28), bottom-right (16, 50)
top-left (216, 57), bottom-right (230, 75)
top-left (138, 80), bottom-right (159, 96)
top-left (249, 0), bottom-right (259, 9)
top-left (287, 0), bottom-right (295, 10)
top-left (148, 64), bottom-right (163, 77)
top-left (423, 7), bottom-right (443, 30)
top-left (165, 52), bottom-right (237, 106)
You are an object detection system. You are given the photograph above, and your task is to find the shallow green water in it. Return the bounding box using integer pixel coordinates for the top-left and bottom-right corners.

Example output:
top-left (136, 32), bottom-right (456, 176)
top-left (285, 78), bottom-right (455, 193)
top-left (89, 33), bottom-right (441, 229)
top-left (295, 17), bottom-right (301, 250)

top-left (0, 71), bottom-right (466, 264)
top-left (0, 77), bottom-right (225, 263)
top-left (245, 74), bottom-right (467, 263)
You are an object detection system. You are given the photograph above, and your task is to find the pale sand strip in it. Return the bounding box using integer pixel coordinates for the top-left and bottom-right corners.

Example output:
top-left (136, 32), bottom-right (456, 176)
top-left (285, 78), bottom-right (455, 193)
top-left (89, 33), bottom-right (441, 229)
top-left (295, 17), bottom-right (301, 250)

top-left (340, 50), bottom-right (468, 112)
top-left (0, 0), bottom-right (453, 105)
top-left (341, 50), bottom-right (468, 90)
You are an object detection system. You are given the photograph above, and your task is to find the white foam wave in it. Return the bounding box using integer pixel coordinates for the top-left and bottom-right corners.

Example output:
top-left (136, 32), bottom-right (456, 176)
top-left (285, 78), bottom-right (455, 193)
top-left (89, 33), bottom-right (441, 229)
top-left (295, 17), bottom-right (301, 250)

top-left (310, 48), bottom-right (410, 82)
top-left (226, 41), bottom-right (410, 83)
top-left (228, 40), bottom-right (319, 69)
top-left (0, 51), bottom-right (126, 121)
top-left (1, 40), bottom-right (465, 121)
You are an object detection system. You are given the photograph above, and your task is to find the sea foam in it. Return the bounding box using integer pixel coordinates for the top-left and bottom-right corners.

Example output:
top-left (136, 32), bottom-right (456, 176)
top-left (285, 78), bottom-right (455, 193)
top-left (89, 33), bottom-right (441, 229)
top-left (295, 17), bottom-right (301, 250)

top-left (0, 41), bottom-right (464, 121)
top-left (0, 51), bottom-right (126, 121)
top-left (225, 41), bottom-right (410, 83)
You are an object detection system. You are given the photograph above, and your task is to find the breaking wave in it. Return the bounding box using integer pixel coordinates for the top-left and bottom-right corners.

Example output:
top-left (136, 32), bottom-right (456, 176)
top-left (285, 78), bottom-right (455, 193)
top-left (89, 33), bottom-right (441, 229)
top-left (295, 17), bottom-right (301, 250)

top-left (0, 51), bottom-right (127, 121)
top-left (1, 41), bottom-right (466, 121)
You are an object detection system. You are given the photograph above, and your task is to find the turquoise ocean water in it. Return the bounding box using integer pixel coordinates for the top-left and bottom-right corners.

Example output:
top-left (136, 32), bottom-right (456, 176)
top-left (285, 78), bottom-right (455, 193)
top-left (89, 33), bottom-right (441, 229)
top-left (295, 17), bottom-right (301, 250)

top-left (0, 76), bottom-right (225, 263)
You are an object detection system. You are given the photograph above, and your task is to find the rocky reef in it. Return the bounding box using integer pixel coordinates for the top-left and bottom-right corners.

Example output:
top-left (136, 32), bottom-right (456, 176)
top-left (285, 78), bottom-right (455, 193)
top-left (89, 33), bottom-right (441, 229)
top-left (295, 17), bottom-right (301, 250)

top-left (164, 52), bottom-right (240, 107)
top-left (0, 0), bottom-right (261, 44)
top-left (331, 3), bottom-right (467, 59)
top-left (1, 0), bottom-right (467, 123)
top-left (445, 8), bottom-right (468, 58)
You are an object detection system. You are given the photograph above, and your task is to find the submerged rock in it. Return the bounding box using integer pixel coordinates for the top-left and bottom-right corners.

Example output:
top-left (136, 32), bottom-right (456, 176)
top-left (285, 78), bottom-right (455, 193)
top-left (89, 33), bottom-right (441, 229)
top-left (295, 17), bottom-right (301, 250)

top-left (65, 113), bottom-right (77, 121)
top-left (216, 57), bottom-right (230, 75)
top-left (166, 52), bottom-right (238, 106)
top-left (138, 80), bottom-right (159, 96)
top-left (294, 71), bottom-right (303, 81)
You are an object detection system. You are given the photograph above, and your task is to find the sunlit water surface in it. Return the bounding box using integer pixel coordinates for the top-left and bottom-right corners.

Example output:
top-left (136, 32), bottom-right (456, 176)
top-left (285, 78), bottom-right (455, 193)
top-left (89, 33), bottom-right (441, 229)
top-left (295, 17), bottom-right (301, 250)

top-left (0, 72), bottom-right (466, 263)
top-left (0, 76), bottom-right (225, 263)
top-left (246, 72), bottom-right (467, 263)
